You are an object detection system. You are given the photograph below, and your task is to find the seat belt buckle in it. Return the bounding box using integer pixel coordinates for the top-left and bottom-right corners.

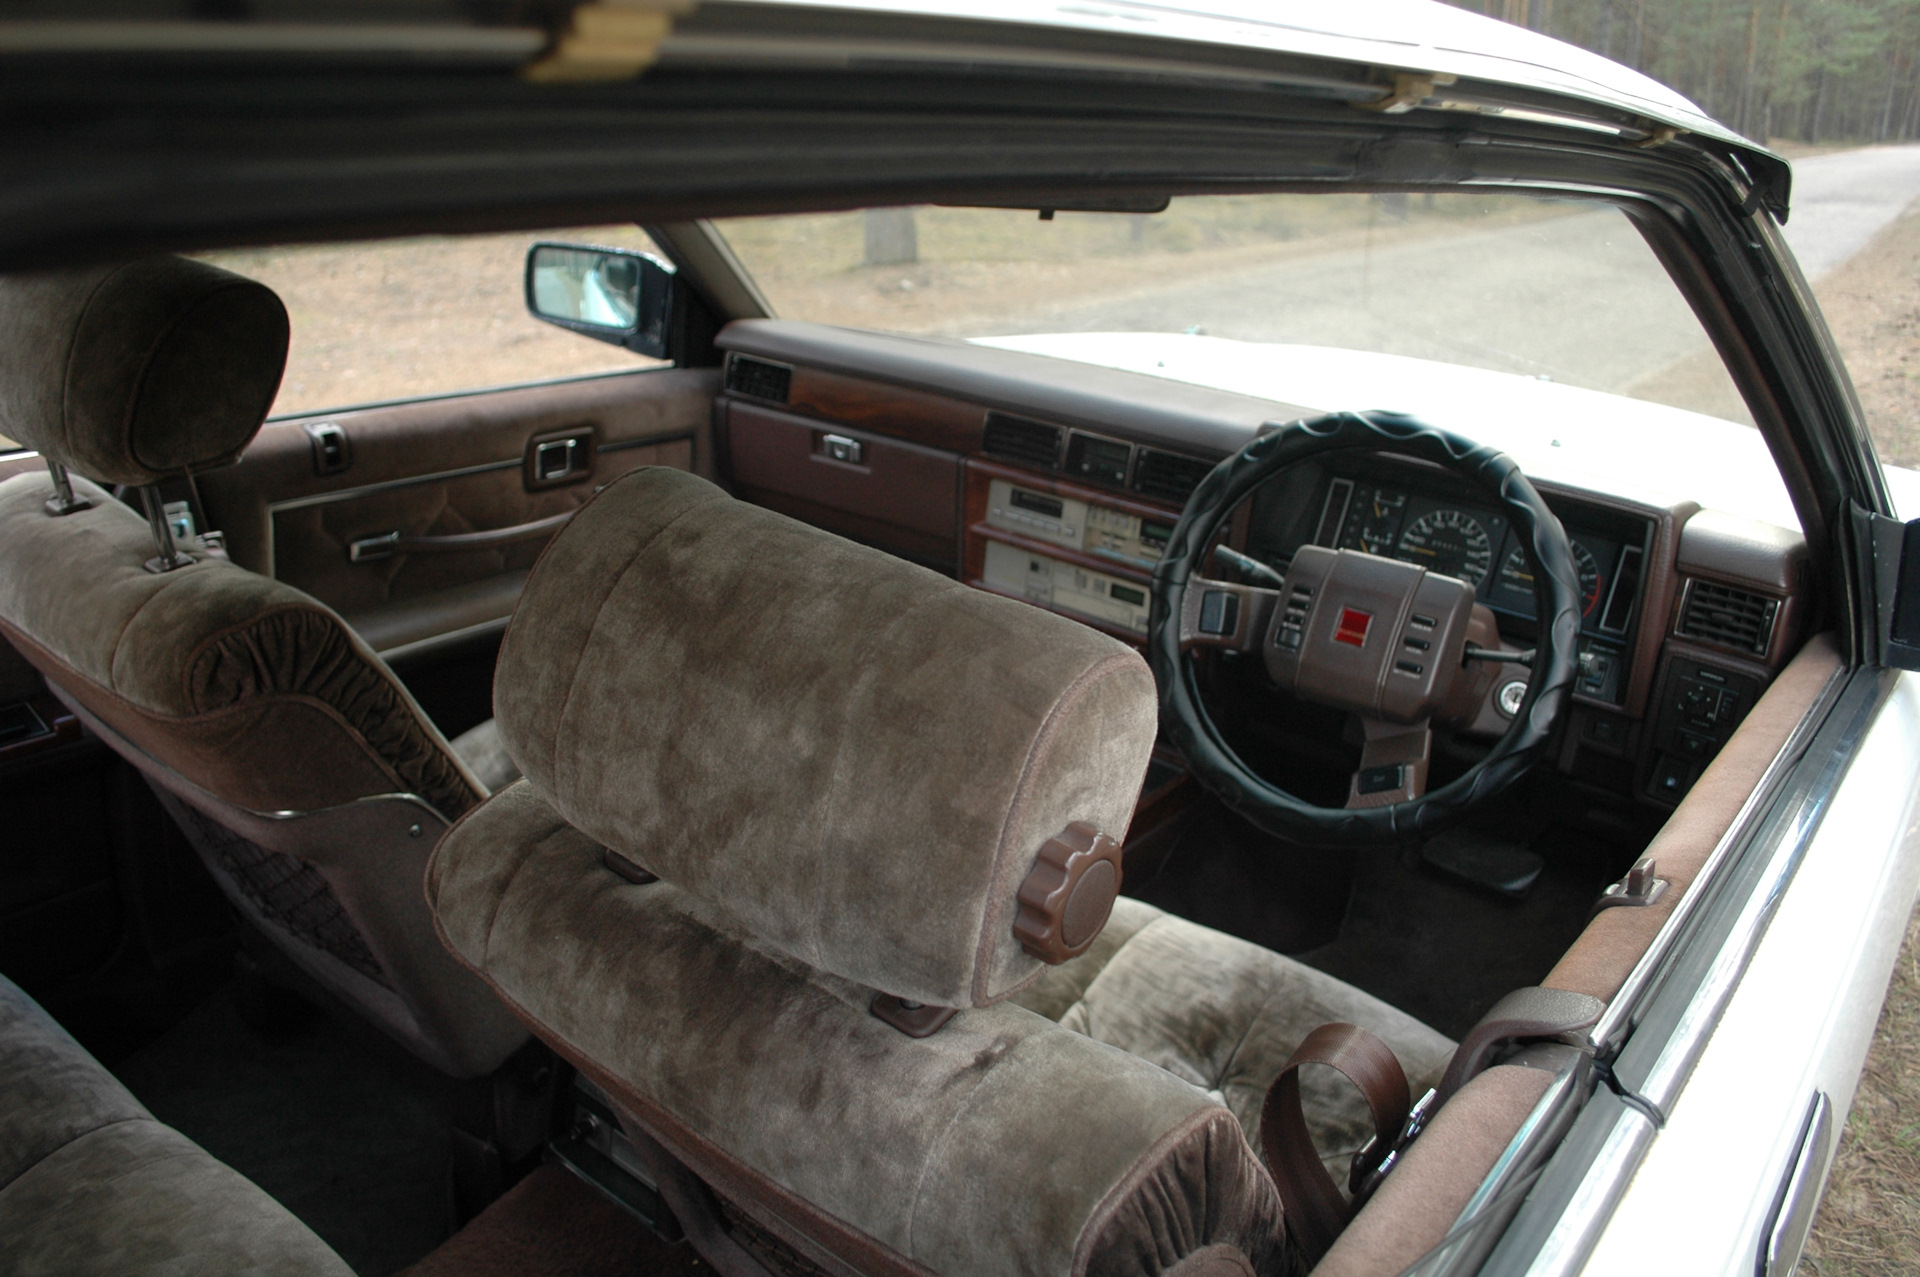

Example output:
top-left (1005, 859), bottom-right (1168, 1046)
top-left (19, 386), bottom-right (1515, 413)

top-left (1349, 1086), bottom-right (1437, 1204)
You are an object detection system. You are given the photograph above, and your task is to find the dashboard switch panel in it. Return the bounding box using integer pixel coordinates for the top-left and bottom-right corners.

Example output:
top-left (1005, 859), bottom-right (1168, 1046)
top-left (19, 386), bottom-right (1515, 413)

top-left (1576, 637), bottom-right (1627, 703)
top-left (985, 478), bottom-right (1171, 568)
top-left (982, 541), bottom-right (1151, 635)
top-left (1645, 657), bottom-right (1761, 803)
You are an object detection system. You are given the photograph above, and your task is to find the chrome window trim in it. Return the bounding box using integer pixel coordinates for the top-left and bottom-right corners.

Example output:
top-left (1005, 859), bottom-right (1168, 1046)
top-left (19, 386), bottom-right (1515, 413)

top-left (1630, 670), bottom-right (1871, 1111)
top-left (1471, 663), bottom-right (1896, 1276)
top-left (1616, 666), bottom-right (1884, 1110)
top-left (1403, 1051), bottom-right (1591, 1275)
top-left (1591, 658), bottom-right (1853, 1053)
top-left (1522, 1101), bottom-right (1658, 1277)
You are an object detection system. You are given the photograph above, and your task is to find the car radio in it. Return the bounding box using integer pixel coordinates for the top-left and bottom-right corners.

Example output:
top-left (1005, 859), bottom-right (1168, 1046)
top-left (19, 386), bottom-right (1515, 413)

top-left (986, 478), bottom-right (1172, 569)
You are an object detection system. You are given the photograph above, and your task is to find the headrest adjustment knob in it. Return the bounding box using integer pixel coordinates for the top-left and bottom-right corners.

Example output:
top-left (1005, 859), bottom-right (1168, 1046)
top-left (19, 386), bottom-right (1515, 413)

top-left (1014, 822), bottom-right (1123, 965)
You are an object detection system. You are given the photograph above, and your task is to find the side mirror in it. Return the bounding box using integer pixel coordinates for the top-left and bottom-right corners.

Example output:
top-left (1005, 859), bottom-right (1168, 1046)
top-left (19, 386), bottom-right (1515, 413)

top-left (525, 242), bottom-right (676, 359)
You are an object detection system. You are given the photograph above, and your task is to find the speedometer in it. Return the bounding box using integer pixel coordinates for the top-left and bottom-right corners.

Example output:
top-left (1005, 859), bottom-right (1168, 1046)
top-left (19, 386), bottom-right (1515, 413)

top-left (1499, 541), bottom-right (1602, 618)
top-left (1396, 510), bottom-right (1493, 587)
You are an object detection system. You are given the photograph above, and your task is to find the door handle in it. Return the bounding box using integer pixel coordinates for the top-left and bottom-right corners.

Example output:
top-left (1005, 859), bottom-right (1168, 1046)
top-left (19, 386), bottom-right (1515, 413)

top-left (347, 510), bottom-right (575, 562)
top-left (1758, 1090), bottom-right (1833, 1277)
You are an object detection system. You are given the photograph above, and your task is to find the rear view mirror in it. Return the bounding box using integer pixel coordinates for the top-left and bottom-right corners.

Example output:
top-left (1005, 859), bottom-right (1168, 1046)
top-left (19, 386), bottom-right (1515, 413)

top-left (525, 242), bottom-right (675, 359)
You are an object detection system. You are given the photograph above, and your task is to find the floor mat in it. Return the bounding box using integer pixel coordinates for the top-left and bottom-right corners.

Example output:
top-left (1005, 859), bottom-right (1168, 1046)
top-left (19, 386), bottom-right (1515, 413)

top-left (401, 1164), bottom-right (706, 1277)
top-left (112, 983), bottom-right (453, 1276)
top-left (1125, 799), bottom-right (1354, 955)
top-left (1131, 784), bottom-right (1650, 1042)
top-left (1297, 821), bottom-right (1632, 1041)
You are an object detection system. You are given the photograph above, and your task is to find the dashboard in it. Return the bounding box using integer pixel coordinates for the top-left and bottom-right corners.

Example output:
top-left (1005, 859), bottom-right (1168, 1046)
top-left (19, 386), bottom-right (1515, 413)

top-left (709, 318), bottom-right (1809, 811)
top-left (1240, 459), bottom-right (1656, 706)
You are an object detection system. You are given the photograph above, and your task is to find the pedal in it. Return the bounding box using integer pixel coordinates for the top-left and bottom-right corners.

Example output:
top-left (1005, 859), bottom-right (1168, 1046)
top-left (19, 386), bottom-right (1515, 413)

top-left (1420, 830), bottom-right (1543, 898)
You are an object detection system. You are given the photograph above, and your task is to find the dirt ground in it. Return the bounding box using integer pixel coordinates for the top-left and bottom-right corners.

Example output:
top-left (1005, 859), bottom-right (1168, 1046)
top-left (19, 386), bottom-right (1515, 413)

top-left (1803, 906), bottom-right (1920, 1275)
top-left (199, 225), bottom-right (669, 419)
top-left (713, 194), bottom-right (1574, 340)
top-left (209, 194), bottom-right (1571, 421)
top-left (1810, 202), bottom-right (1920, 467)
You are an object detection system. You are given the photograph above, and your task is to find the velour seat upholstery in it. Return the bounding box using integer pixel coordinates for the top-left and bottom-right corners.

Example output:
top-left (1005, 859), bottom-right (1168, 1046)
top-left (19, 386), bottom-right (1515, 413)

top-left (1011, 897), bottom-right (1452, 1178)
top-left (0, 256), bottom-right (525, 1078)
top-left (0, 974), bottom-right (353, 1276)
top-left (427, 466), bottom-right (1454, 1275)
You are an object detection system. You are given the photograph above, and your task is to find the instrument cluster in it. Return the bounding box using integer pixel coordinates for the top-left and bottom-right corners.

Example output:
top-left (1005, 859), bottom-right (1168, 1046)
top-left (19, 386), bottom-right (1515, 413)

top-left (1244, 463), bottom-right (1654, 704)
top-left (1310, 476), bottom-right (1640, 637)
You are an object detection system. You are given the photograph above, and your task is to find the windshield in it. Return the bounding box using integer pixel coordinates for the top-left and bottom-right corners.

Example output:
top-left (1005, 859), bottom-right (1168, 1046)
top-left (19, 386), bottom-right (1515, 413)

top-left (713, 193), bottom-right (1750, 427)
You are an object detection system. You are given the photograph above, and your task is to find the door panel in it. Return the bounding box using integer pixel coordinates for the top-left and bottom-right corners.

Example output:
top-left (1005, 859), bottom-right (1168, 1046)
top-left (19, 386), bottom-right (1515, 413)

top-left (199, 367), bottom-right (717, 658)
top-left (267, 434), bottom-right (692, 636)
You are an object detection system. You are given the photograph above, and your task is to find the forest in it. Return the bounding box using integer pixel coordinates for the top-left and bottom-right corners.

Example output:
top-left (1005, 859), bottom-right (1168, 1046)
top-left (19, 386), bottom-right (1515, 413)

top-left (1446, 0), bottom-right (1919, 143)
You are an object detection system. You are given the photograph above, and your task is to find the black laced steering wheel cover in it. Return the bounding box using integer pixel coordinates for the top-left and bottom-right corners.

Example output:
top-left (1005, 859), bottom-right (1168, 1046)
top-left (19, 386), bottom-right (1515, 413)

top-left (1149, 411), bottom-right (1582, 846)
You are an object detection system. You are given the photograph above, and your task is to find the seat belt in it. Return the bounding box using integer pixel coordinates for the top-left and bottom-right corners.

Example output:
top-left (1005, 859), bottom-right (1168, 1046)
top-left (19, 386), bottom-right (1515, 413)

top-left (1261, 989), bottom-right (1606, 1265)
top-left (1259, 1022), bottom-right (1411, 1265)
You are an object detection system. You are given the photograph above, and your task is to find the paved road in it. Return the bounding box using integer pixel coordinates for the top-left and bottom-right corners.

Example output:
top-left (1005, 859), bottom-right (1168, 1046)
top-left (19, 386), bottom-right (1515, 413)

top-left (1781, 145), bottom-right (1920, 278)
top-left (986, 146), bottom-right (1920, 411)
top-left (995, 207), bottom-right (1689, 397)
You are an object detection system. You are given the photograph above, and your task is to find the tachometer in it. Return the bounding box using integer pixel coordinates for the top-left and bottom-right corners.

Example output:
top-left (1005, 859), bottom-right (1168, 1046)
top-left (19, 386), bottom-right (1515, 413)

top-left (1499, 541), bottom-right (1602, 618)
top-left (1396, 509), bottom-right (1493, 587)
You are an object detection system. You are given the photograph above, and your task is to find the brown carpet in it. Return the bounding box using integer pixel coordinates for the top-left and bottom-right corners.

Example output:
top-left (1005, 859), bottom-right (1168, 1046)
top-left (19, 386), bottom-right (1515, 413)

top-left (401, 1165), bottom-right (708, 1277)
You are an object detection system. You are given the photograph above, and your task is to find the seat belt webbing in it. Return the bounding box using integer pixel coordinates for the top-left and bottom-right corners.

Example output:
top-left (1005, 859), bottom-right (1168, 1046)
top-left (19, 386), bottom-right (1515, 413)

top-left (1258, 1022), bottom-right (1410, 1266)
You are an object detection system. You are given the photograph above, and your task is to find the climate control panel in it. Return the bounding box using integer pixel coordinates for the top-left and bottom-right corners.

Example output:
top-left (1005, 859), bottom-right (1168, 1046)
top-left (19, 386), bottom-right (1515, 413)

top-left (981, 541), bottom-right (1152, 635)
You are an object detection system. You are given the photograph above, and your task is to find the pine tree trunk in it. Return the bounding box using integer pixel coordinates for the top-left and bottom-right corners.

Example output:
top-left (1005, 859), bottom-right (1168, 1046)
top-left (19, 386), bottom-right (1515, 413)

top-left (1882, 41), bottom-right (1903, 140)
top-left (1739, 5), bottom-right (1761, 139)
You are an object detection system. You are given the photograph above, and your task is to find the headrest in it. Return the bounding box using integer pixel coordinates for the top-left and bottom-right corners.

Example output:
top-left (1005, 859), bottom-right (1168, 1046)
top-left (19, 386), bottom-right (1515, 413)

top-left (493, 468), bottom-right (1158, 1009)
top-left (0, 256), bottom-right (288, 486)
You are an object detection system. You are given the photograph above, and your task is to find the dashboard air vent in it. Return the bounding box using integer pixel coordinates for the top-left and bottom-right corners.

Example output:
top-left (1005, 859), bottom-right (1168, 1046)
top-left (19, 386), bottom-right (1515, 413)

top-left (726, 355), bottom-right (792, 404)
top-left (982, 412), bottom-right (1062, 469)
top-left (1678, 580), bottom-right (1779, 657)
top-left (1131, 449), bottom-right (1213, 505)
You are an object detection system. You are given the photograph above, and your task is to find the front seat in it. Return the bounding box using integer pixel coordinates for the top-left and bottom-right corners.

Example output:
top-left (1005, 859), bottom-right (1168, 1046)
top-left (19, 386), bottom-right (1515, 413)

top-left (0, 256), bottom-right (525, 1078)
top-left (427, 467), bottom-right (1454, 1274)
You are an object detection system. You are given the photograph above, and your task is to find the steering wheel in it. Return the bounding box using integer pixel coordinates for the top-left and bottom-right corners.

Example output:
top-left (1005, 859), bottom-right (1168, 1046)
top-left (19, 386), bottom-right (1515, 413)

top-left (1149, 411), bottom-right (1582, 846)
